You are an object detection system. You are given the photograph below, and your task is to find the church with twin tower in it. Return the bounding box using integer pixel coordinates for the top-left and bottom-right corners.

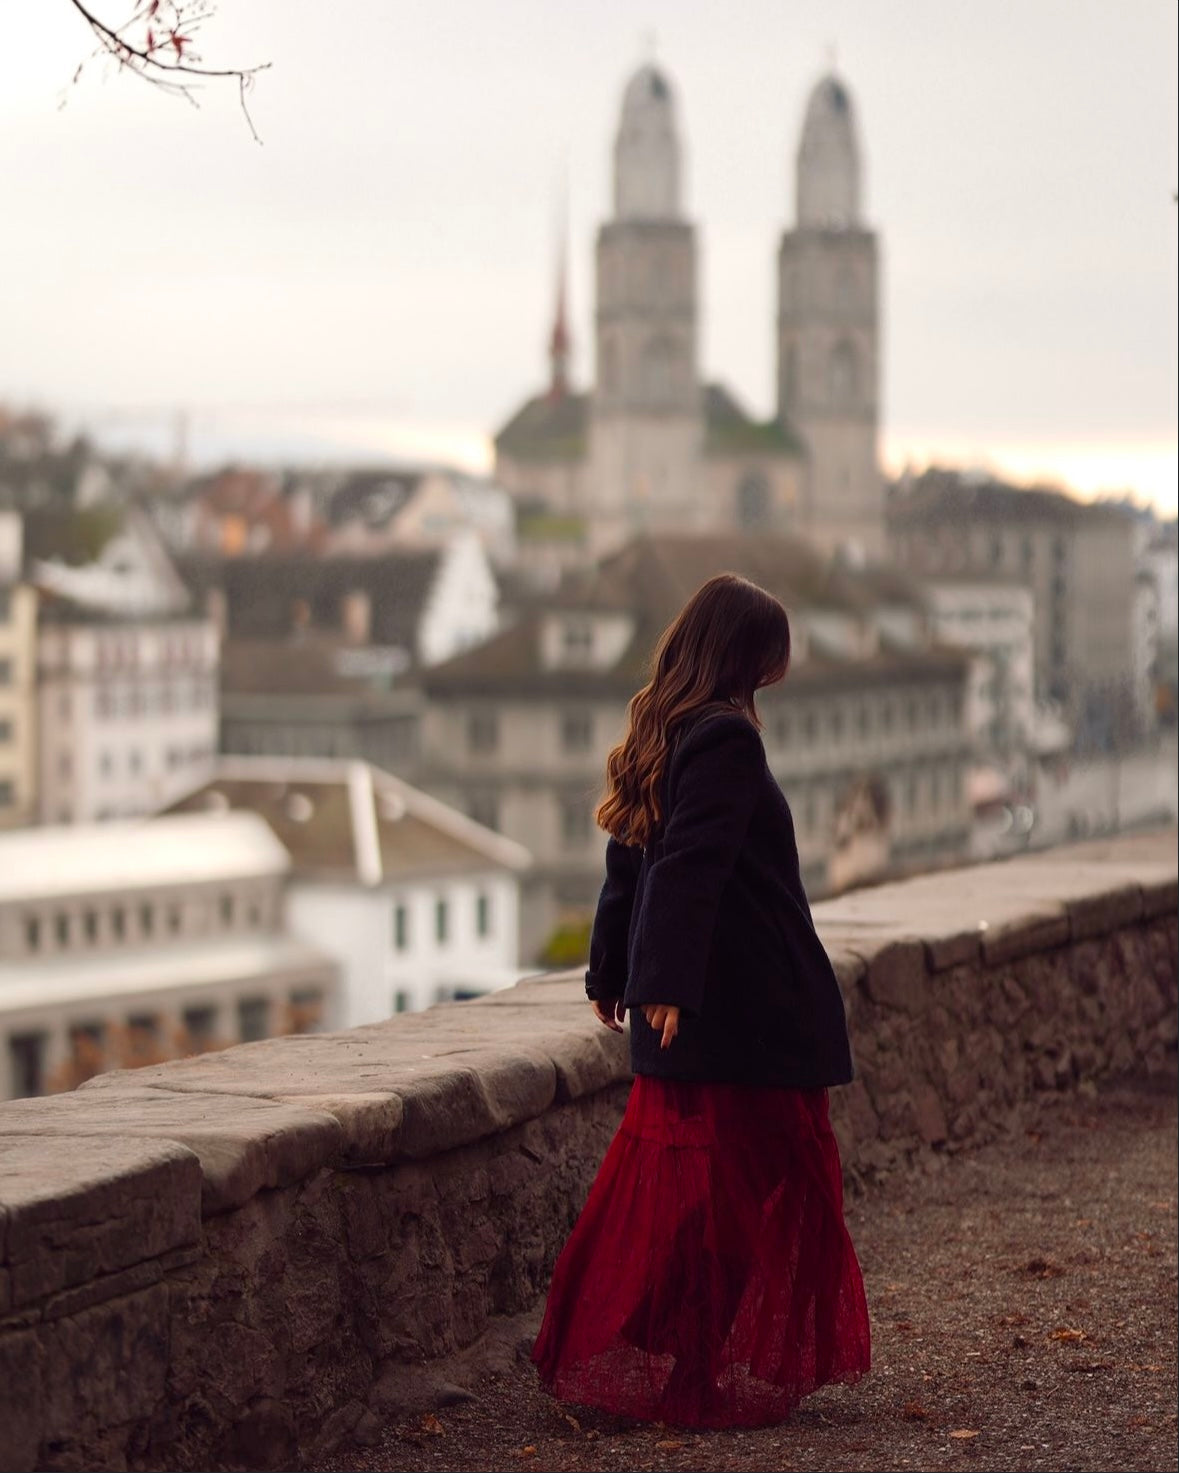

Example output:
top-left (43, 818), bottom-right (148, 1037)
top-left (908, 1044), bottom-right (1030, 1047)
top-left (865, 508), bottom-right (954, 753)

top-left (495, 62), bottom-right (883, 563)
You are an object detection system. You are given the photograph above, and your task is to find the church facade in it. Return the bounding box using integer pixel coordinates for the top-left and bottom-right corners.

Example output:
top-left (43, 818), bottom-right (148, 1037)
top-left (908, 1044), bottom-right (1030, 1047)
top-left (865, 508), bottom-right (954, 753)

top-left (495, 64), bottom-right (884, 568)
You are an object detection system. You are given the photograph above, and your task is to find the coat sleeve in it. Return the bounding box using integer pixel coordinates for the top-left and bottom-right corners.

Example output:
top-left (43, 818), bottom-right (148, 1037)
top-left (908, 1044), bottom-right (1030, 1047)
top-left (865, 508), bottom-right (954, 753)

top-left (623, 716), bottom-right (762, 1017)
top-left (584, 836), bottom-right (643, 1001)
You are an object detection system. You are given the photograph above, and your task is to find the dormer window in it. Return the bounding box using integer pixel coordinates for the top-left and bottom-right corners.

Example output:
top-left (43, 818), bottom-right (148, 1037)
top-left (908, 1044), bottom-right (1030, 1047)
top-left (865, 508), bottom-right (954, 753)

top-left (562, 621), bottom-right (594, 661)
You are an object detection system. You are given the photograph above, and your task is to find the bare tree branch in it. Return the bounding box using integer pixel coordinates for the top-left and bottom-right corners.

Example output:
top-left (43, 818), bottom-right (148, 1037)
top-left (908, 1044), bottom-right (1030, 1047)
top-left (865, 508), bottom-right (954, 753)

top-left (65, 0), bottom-right (270, 142)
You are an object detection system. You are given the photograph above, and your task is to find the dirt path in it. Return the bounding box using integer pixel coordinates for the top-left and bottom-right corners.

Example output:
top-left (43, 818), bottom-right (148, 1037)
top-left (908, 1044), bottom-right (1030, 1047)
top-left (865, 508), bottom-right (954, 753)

top-left (313, 1073), bottom-right (1178, 1473)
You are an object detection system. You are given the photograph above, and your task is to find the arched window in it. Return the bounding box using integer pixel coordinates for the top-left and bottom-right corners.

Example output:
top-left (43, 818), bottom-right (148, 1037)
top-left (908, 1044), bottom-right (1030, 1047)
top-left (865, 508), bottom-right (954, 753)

top-left (736, 473), bottom-right (771, 531)
top-left (783, 343), bottom-right (800, 415)
top-left (829, 340), bottom-right (858, 409)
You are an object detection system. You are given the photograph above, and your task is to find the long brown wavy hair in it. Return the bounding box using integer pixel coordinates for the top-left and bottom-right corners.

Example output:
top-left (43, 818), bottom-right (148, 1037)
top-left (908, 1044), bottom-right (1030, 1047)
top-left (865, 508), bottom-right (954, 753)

top-left (596, 573), bottom-right (791, 847)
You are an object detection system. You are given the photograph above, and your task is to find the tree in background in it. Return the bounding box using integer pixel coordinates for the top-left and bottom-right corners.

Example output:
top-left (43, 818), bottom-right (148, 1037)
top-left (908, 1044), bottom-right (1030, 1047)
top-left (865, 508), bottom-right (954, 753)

top-left (64, 0), bottom-right (268, 139)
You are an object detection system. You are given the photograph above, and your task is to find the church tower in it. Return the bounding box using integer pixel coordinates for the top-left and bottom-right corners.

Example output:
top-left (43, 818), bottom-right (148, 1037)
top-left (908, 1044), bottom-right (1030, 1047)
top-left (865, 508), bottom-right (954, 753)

top-left (588, 64), bottom-right (703, 554)
top-left (777, 73), bottom-right (882, 556)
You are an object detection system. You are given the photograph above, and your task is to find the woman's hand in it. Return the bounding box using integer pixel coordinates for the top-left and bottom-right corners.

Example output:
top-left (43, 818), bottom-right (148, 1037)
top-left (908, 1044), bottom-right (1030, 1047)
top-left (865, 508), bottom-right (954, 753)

top-left (590, 997), bottom-right (627, 1033)
top-left (641, 1003), bottom-right (680, 1050)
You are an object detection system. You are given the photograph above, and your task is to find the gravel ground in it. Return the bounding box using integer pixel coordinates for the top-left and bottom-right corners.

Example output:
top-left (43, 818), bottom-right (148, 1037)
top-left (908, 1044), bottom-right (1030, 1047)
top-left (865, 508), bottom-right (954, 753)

top-left (312, 1071), bottom-right (1178, 1473)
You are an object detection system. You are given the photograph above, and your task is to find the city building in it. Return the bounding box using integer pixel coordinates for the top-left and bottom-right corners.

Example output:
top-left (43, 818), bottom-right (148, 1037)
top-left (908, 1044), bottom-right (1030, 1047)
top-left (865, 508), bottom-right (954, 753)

top-left (416, 533), bottom-right (970, 961)
top-left (168, 757), bottom-right (531, 1023)
top-left (0, 511), bottom-right (38, 828)
top-left (30, 504), bottom-right (221, 824)
top-left (495, 63), bottom-right (882, 576)
top-left (0, 810), bottom-right (339, 1099)
top-left (887, 469), bottom-right (1140, 741)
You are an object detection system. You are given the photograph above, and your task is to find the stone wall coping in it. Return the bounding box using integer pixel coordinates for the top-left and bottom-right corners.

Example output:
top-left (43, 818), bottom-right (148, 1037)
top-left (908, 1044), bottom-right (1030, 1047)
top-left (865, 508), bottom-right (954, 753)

top-left (0, 829), bottom-right (1174, 1328)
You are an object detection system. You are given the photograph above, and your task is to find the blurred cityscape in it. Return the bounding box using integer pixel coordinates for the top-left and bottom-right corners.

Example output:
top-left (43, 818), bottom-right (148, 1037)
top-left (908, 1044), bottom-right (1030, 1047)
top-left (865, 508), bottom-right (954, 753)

top-left (1, 61), bottom-right (1175, 1101)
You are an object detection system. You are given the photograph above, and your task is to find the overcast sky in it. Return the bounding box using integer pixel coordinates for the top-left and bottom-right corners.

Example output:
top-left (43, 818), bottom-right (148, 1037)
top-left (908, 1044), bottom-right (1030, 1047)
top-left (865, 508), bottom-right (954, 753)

top-left (2, 0), bottom-right (1176, 512)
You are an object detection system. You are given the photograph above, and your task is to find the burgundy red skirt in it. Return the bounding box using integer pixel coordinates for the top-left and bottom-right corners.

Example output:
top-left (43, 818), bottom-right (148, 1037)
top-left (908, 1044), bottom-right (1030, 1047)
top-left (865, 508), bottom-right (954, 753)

top-left (532, 1075), bottom-right (871, 1428)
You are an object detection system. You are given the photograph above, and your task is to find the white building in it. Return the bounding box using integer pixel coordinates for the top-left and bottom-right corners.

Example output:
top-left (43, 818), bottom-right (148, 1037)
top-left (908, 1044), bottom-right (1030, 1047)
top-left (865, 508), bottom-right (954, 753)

top-left (168, 757), bottom-right (532, 1025)
top-left (37, 612), bottom-right (219, 824)
top-left (921, 577), bottom-right (1036, 757)
top-left (0, 810), bottom-right (339, 1099)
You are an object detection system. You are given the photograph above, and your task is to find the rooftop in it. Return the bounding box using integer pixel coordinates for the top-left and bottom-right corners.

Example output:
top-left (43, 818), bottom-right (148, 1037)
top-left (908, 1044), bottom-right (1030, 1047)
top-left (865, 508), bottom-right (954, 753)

top-left (0, 811), bottom-right (290, 905)
top-left (168, 757), bottom-right (532, 885)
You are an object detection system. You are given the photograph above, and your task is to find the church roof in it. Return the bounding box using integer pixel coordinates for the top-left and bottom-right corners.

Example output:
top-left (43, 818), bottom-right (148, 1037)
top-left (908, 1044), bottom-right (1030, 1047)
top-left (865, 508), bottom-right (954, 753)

top-left (703, 384), bottom-right (802, 458)
top-left (495, 383), bottom-right (800, 468)
top-left (494, 390), bottom-right (589, 463)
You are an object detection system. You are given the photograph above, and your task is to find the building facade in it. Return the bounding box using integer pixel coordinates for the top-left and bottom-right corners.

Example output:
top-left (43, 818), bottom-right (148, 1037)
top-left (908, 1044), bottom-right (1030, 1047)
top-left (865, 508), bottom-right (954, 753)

top-left (36, 613), bottom-right (220, 824)
top-left (0, 810), bottom-right (338, 1099)
top-left (0, 512), bottom-right (38, 828)
top-left (168, 758), bottom-right (531, 1023)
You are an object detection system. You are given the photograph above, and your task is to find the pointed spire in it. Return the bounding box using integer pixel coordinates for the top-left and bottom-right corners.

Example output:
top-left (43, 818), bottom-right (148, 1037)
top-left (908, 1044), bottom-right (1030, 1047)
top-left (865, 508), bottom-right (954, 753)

top-left (548, 205), bottom-right (572, 399)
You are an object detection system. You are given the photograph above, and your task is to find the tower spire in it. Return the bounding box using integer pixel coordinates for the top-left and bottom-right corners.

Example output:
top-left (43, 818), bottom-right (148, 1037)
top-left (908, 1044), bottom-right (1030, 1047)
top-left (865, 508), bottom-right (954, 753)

top-left (548, 206), bottom-right (572, 399)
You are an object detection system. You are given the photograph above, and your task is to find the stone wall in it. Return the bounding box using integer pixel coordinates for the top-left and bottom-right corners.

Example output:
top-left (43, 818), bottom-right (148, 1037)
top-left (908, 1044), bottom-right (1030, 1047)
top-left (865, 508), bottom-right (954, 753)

top-left (0, 831), bottom-right (1175, 1472)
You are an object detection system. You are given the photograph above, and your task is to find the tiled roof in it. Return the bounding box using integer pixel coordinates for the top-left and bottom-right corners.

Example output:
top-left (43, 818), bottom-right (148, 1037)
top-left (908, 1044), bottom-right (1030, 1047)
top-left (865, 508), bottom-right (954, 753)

top-left (168, 758), bottom-right (531, 883)
top-left (420, 533), bottom-right (964, 699)
top-left (494, 391), bottom-right (589, 463)
top-left (887, 468), bottom-right (1132, 528)
top-left (179, 550), bottom-right (441, 650)
top-left (702, 384), bottom-right (801, 458)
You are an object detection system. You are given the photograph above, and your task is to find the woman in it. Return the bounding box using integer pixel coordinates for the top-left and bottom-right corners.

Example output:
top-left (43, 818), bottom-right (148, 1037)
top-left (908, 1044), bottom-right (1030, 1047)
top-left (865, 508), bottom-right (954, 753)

top-left (532, 573), bottom-right (870, 1429)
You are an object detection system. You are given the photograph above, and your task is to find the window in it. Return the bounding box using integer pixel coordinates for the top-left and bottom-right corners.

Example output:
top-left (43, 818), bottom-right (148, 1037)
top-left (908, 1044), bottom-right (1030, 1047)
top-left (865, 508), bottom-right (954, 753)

top-left (288, 988), bottom-right (324, 1035)
top-left (856, 702), bottom-right (870, 739)
top-left (561, 621), bottom-right (594, 660)
top-left (829, 708), bottom-right (844, 741)
top-left (771, 714), bottom-right (791, 748)
top-left (0, 658), bottom-right (12, 685)
top-left (55, 913), bottom-right (71, 947)
top-left (8, 1033), bottom-right (47, 1098)
top-left (68, 1022), bottom-right (105, 1081)
top-left (83, 910), bottom-right (99, 943)
top-left (905, 698), bottom-right (919, 731)
top-left (24, 914), bottom-right (41, 951)
top-left (560, 797), bottom-right (591, 847)
top-left (560, 711), bottom-right (594, 752)
top-left (237, 997), bottom-right (270, 1042)
top-left (181, 1006), bottom-right (218, 1052)
top-left (167, 904), bottom-right (183, 935)
top-left (128, 748), bottom-right (143, 776)
top-left (0, 718), bottom-right (12, 743)
top-left (802, 711), bottom-right (818, 744)
top-left (393, 989), bottom-right (413, 1014)
top-left (467, 710), bottom-right (499, 754)
top-left (467, 790), bottom-right (500, 832)
top-left (219, 894), bottom-right (235, 927)
top-left (111, 907), bottom-right (126, 940)
top-left (95, 685), bottom-right (113, 719)
top-left (99, 751), bottom-right (113, 778)
top-left (476, 892), bottom-right (492, 939)
top-left (435, 897), bottom-right (450, 945)
top-left (139, 903), bottom-right (155, 938)
top-left (0, 779), bottom-right (13, 808)
top-left (393, 903), bottom-right (410, 951)
top-left (58, 751), bottom-right (72, 781)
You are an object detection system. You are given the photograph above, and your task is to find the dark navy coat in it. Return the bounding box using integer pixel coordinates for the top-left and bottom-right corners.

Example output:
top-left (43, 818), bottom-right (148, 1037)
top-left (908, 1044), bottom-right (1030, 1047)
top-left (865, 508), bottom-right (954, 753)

top-left (584, 707), bottom-right (854, 1089)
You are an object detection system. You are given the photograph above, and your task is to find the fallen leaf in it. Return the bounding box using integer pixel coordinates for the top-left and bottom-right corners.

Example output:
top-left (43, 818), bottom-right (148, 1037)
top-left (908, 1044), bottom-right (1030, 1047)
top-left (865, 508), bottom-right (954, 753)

top-left (420, 1414), bottom-right (444, 1436)
top-left (656, 1439), bottom-right (686, 1450)
top-left (1066, 1359), bottom-right (1114, 1373)
top-left (894, 1320), bottom-right (917, 1332)
top-left (585, 1429), bottom-right (600, 1441)
top-left (517, 1447), bottom-right (537, 1459)
top-left (1049, 1328), bottom-right (1087, 1342)
top-left (563, 1414), bottom-right (582, 1432)
top-left (999, 1313), bottom-right (1030, 1327)
top-left (1025, 1258), bottom-right (1065, 1278)
top-left (950, 1428), bottom-right (980, 1439)
top-left (901, 1401), bottom-right (929, 1421)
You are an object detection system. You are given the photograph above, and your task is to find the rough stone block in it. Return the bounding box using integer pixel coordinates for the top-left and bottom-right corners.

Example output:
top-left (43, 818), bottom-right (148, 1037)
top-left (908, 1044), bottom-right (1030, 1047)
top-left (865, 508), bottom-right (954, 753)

top-left (38, 1281), bottom-right (171, 1445)
top-left (1066, 883), bottom-right (1144, 941)
top-left (1140, 873), bottom-right (1179, 919)
top-left (0, 1090), bottom-right (344, 1218)
top-left (858, 938), bottom-right (929, 1013)
top-left (0, 1138), bottom-right (200, 1312)
top-left (980, 907), bottom-right (1070, 966)
top-left (0, 1325), bottom-right (43, 1472)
